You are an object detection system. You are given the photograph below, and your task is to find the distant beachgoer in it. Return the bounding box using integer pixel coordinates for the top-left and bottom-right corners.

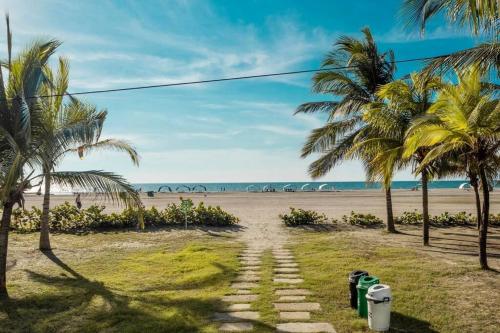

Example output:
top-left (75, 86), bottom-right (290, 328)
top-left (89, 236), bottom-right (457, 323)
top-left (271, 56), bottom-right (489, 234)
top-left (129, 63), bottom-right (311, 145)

top-left (75, 193), bottom-right (82, 210)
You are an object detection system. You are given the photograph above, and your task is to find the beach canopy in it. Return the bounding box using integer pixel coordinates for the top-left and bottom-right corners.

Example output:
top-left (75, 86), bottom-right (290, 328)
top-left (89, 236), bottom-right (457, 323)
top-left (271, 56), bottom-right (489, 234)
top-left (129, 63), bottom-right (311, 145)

top-left (176, 185), bottom-right (191, 192)
top-left (246, 185), bottom-right (258, 192)
top-left (192, 184), bottom-right (207, 192)
top-left (157, 185), bottom-right (173, 192)
top-left (301, 183), bottom-right (312, 191)
top-left (319, 183), bottom-right (329, 191)
top-left (459, 183), bottom-right (471, 189)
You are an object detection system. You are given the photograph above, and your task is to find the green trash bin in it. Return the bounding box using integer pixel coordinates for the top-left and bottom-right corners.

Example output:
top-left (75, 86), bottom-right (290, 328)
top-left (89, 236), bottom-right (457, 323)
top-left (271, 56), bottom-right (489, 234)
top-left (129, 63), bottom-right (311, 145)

top-left (356, 275), bottom-right (380, 318)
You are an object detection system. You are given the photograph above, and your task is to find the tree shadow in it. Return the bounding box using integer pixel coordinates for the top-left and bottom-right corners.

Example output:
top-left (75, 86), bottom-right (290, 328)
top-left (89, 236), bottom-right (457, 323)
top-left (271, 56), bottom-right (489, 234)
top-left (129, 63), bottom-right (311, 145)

top-left (390, 311), bottom-right (439, 333)
top-left (0, 250), bottom-right (234, 332)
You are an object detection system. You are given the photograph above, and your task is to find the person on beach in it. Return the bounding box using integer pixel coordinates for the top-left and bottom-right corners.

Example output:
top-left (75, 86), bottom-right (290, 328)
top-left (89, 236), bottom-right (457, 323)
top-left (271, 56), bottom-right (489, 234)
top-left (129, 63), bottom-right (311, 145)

top-left (75, 193), bottom-right (82, 210)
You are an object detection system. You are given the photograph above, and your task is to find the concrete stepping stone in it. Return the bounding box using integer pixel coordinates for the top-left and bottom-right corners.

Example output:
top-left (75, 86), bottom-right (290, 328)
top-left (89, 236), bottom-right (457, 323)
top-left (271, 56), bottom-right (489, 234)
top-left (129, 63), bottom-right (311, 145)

top-left (275, 274), bottom-right (301, 279)
top-left (276, 322), bottom-right (336, 333)
top-left (219, 322), bottom-right (253, 332)
top-left (274, 303), bottom-right (321, 311)
top-left (278, 296), bottom-right (306, 302)
top-left (231, 282), bottom-right (259, 289)
top-left (274, 278), bottom-right (304, 284)
top-left (279, 311), bottom-right (310, 320)
top-left (239, 255), bottom-right (261, 260)
top-left (275, 268), bottom-right (300, 273)
top-left (234, 275), bottom-right (260, 282)
top-left (214, 311), bottom-right (260, 321)
top-left (236, 290), bottom-right (252, 295)
top-left (275, 289), bottom-right (312, 296)
top-left (275, 256), bottom-right (294, 260)
top-left (227, 303), bottom-right (251, 311)
top-left (222, 295), bottom-right (258, 302)
top-left (276, 263), bottom-right (299, 268)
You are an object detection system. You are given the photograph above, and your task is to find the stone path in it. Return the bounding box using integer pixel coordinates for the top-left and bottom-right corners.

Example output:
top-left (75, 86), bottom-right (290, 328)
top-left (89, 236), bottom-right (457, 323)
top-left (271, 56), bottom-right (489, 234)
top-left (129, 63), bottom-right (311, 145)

top-left (272, 246), bottom-right (336, 333)
top-left (216, 213), bottom-right (335, 332)
top-left (218, 247), bottom-right (263, 332)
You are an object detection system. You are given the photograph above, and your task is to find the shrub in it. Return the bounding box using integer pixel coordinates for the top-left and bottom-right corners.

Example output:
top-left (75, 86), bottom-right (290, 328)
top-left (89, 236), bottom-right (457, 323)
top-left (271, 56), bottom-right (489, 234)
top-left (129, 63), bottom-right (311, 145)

top-left (431, 211), bottom-right (475, 226)
top-left (395, 210), bottom-right (423, 225)
top-left (490, 214), bottom-right (500, 226)
top-left (341, 211), bottom-right (383, 227)
top-left (11, 198), bottom-right (239, 233)
top-left (280, 207), bottom-right (329, 226)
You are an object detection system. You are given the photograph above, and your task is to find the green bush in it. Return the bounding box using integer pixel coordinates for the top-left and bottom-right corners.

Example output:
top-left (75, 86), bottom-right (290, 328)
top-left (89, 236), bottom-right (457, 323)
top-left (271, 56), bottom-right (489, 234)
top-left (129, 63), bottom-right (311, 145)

top-left (395, 210), bottom-right (423, 225)
top-left (280, 207), bottom-right (329, 226)
top-left (431, 211), bottom-right (475, 226)
top-left (341, 211), bottom-right (383, 227)
top-left (11, 198), bottom-right (239, 233)
top-left (490, 213), bottom-right (500, 226)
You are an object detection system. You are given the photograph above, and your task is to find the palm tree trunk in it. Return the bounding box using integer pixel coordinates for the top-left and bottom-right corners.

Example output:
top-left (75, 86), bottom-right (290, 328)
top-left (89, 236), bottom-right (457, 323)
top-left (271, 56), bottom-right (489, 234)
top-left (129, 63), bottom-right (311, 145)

top-left (39, 171), bottom-right (51, 251)
top-left (478, 166), bottom-right (489, 270)
top-left (0, 201), bottom-right (14, 298)
top-left (421, 170), bottom-right (430, 246)
top-left (385, 187), bottom-right (396, 233)
top-left (470, 176), bottom-right (482, 230)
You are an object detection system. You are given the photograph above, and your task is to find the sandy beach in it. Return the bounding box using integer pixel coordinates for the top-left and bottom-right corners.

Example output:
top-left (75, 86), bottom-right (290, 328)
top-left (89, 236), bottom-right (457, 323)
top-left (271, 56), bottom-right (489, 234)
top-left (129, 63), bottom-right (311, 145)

top-left (24, 189), bottom-right (500, 219)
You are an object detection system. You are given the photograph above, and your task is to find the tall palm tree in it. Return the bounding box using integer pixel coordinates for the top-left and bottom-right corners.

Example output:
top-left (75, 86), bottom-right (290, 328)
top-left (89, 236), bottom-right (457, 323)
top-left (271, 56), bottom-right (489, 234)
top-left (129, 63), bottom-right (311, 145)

top-left (296, 27), bottom-right (397, 231)
top-left (382, 73), bottom-right (442, 244)
top-left (36, 58), bottom-right (140, 251)
top-left (0, 19), bottom-right (141, 298)
top-left (401, 0), bottom-right (499, 75)
top-left (351, 72), bottom-right (442, 240)
top-left (404, 65), bottom-right (499, 269)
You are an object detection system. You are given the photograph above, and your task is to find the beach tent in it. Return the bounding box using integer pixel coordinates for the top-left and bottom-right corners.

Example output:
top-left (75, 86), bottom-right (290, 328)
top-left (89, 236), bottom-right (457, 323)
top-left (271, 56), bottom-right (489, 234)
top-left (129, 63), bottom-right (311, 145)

top-left (318, 183), bottom-right (330, 191)
top-left (175, 185), bottom-right (191, 192)
top-left (192, 184), bottom-right (207, 192)
top-left (301, 183), bottom-right (313, 191)
top-left (157, 185), bottom-right (173, 192)
top-left (246, 185), bottom-right (258, 192)
top-left (262, 184), bottom-right (275, 192)
top-left (459, 182), bottom-right (471, 190)
top-left (282, 184), bottom-right (296, 192)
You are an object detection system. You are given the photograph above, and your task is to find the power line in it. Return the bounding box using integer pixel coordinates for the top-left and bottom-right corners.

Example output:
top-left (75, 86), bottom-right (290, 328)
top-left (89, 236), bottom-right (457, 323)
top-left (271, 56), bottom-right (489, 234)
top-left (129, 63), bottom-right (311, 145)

top-left (24, 53), bottom-right (449, 100)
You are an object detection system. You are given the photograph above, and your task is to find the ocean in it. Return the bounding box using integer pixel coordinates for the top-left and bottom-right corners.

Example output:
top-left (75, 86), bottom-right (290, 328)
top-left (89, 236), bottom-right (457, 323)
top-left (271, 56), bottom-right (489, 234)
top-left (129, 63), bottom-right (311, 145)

top-left (132, 180), bottom-right (483, 193)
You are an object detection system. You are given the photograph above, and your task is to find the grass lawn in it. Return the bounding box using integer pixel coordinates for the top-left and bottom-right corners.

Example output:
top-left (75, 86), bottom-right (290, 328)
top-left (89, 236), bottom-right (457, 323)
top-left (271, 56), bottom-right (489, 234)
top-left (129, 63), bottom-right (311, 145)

top-left (290, 228), bottom-right (500, 333)
top-left (0, 229), bottom-right (243, 333)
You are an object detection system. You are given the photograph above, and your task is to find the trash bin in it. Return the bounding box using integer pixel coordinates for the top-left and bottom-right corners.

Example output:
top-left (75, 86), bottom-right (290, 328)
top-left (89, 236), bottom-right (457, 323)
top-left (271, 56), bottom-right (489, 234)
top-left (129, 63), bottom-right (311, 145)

top-left (348, 270), bottom-right (368, 309)
top-left (366, 284), bottom-right (392, 332)
top-left (356, 275), bottom-right (379, 318)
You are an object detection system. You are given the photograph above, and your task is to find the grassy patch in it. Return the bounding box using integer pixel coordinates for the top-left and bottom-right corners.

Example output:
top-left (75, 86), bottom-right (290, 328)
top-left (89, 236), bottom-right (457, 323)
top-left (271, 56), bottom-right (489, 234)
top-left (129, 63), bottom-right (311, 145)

top-left (291, 231), bottom-right (500, 333)
top-left (251, 250), bottom-right (277, 332)
top-left (1, 231), bottom-right (242, 332)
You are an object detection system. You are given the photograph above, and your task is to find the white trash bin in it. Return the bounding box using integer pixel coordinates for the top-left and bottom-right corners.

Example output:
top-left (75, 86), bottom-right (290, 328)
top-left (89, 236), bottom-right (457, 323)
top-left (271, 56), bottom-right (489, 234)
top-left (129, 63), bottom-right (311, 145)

top-left (366, 284), bottom-right (392, 332)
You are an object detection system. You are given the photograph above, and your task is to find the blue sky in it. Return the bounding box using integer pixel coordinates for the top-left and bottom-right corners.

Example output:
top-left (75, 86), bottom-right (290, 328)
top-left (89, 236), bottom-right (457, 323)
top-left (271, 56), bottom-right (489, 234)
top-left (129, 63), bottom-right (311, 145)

top-left (0, 0), bottom-right (480, 183)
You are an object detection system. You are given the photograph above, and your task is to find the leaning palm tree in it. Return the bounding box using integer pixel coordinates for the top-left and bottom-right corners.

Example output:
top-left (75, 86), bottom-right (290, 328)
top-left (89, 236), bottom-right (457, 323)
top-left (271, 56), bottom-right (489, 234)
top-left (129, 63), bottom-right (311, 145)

top-left (401, 0), bottom-right (499, 75)
top-left (0, 19), bottom-right (141, 298)
top-left (296, 27), bottom-right (397, 231)
top-left (404, 65), bottom-right (499, 269)
top-left (36, 58), bottom-right (140, 251)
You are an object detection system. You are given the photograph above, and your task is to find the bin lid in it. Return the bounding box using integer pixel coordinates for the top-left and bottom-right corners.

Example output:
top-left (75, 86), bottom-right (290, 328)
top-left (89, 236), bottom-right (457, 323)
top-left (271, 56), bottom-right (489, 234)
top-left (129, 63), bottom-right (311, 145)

top-left (366, 284), bottom-right (391, 302)
top-left (358, 275), bottom-right (380, 287)
top-left (348, 270), bottom-right (368, 282)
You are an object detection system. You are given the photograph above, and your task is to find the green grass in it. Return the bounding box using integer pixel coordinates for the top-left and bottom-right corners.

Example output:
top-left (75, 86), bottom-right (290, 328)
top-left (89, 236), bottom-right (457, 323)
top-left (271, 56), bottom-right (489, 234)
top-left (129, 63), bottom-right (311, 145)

top-left (290, 231), bottom-right (500, 333)
top-left (251, 250), bottom-right (277, 332)
top-left (1, 231), bottom-right (243, 333)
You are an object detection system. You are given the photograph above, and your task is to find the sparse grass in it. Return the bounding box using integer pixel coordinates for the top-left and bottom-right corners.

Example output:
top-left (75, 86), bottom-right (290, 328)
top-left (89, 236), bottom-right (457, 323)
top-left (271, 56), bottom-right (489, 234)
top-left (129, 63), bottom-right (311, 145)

top-left (251, 250), bottom-right (277, 332)
top-left (290, 231), bottom-right (500, 333)
top-left (1, 230), bottom-right (243, 333)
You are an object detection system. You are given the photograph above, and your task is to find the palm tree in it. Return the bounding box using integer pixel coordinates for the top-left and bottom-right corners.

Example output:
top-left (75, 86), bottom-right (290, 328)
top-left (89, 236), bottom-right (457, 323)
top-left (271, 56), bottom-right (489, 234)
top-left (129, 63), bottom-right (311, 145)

top-left (0, 19), bottom-right (141, 297)
top-left (401, 0), bottom-right (499, 75)
top-left (352, 73), bottom-right (442, 240)
top-left (36, 58), bottom-right (140, 251)
top-left (296, 27), bottom-right (397, 231)
top-left (404, 65), bottom-right (499, 269)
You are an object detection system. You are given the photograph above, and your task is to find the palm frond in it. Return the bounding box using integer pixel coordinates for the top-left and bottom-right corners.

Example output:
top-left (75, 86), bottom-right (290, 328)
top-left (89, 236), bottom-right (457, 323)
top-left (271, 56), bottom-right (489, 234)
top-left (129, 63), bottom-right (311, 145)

top-left (69, 139), bottom-right (140, 166)
top-left (49, 170), bottom-right (141, 207)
